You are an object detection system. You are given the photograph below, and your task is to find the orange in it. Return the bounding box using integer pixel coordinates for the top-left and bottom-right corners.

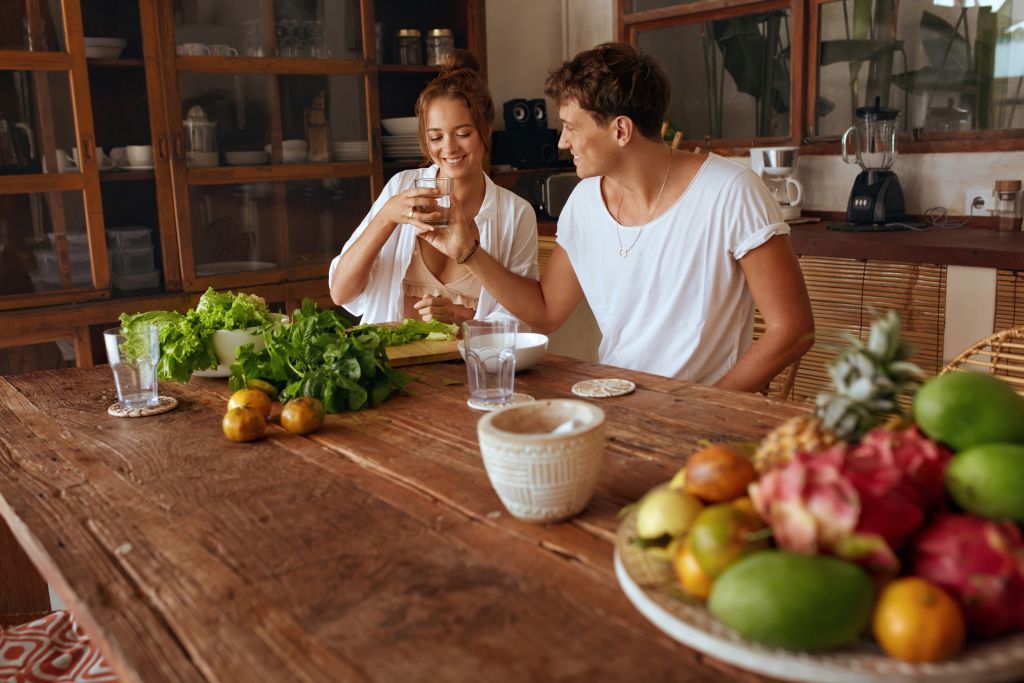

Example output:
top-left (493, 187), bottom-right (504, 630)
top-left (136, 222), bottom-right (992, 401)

top-left (672, 537), bottom-right (712, 600)
top-left (873, 577), bottom-right (965, 663)
top-left (227, 388), bottom-right (273, 419)
top-left (222, 407), bottom-right (266, 442)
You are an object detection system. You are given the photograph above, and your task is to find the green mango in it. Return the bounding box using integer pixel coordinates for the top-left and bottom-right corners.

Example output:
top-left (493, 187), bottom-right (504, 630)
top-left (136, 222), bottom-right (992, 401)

top-left (913, 373), bottom-right (1024, 451)
top-left (708, 551), bottom-right (874, 651)
top-left (947, 443), bottom-right (1024, 521)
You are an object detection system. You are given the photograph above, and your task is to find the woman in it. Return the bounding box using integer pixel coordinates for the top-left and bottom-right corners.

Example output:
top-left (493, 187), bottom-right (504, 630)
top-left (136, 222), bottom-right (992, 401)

top-left (329, 51), bottom-right (538, 325)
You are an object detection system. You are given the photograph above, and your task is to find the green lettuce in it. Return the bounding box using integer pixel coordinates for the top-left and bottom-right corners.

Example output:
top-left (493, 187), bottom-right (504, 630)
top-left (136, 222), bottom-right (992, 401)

top-left (354, 318), bottom-right (458, 347)
top-left (229, 299), bottom-right (411, 412)
top-left (119, 287), bottom-right (274, 383)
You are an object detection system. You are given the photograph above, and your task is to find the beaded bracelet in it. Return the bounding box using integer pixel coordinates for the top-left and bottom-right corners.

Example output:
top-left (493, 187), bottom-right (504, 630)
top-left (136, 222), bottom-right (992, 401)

top-left (456, 239), bottom-right (480, 265)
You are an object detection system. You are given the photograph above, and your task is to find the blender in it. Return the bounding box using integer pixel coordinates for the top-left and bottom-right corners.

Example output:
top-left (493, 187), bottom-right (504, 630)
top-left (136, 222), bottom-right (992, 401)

top-left (840, 97), bottom-right (906, 225)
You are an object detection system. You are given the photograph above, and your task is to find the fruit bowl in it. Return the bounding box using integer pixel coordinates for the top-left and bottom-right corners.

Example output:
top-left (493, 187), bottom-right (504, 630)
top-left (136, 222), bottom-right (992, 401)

top-left (615, 507), bottom-right (1024, 683)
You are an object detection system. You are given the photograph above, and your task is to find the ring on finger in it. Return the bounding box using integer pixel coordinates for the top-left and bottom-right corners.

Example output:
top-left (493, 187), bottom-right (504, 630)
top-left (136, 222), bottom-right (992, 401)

top-left (408, 207), bottom-right (415, 221)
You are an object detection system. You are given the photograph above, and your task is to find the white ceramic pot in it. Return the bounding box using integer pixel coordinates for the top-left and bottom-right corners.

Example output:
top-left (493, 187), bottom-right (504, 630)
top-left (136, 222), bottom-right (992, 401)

top-left (477, 399), bottom-right (605, 523)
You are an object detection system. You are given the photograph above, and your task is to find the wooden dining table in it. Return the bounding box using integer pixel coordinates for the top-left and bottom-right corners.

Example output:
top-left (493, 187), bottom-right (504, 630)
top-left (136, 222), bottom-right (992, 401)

top-left (0, 354), bottom-right (808, 682)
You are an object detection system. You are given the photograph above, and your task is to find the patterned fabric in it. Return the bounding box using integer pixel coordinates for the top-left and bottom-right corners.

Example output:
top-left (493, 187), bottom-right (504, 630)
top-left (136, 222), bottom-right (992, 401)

top-left (0, 611), bottom-right (118, 682)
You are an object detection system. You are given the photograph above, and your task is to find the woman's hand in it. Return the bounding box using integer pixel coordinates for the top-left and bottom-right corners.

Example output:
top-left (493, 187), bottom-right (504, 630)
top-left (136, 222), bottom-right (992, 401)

top-left (380, 186), bottom-right (444, 228)
top-left (413, 295), bottom-right (472, 324)
top-left (411, 194), bottom-right (479, 263)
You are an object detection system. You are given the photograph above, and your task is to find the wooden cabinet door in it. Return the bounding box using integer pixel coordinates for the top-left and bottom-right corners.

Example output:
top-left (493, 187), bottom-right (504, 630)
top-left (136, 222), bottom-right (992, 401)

top-left (0, 0), bottom-right (110, 310)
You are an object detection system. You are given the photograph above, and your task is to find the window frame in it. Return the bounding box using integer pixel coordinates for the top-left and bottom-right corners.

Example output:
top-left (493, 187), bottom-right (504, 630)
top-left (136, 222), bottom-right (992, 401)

top-left (618, 0), bottom-right (1024, 154)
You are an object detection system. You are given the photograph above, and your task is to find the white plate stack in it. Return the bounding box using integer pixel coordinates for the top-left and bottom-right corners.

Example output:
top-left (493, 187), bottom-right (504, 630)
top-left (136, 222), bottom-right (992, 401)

top-left (332, 140), bottom-right (369, 161)
top-left (381, 134), bottom-right (421, 162)
top-left (84, 37), bottom-right (126, 59)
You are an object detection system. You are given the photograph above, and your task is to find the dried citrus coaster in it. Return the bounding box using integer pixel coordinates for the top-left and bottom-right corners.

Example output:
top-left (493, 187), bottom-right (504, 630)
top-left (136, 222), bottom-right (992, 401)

top-left (571, 378), bottom-right (636, 398)
top-left (466, 393), bottom-right (535, 412)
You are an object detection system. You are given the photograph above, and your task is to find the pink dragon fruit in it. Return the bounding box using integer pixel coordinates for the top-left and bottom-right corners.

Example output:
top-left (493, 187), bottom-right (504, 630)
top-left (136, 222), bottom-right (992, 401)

top-left (913, 514), bottom-right (1024, 637)
top-left (750, 426), bottom-right (952, 572)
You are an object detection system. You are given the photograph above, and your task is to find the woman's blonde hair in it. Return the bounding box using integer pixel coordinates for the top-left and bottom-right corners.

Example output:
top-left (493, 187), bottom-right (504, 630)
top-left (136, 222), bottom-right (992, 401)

top-left (415, 50), bottom-right (494, 159)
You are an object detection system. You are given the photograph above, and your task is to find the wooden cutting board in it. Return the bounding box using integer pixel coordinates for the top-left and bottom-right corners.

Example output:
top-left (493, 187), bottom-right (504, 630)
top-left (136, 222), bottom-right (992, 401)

top-left (385, 338), bottom-right (462, 367)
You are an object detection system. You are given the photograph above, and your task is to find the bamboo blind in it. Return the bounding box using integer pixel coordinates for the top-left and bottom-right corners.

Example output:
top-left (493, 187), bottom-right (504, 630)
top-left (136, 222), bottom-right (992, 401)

top-left (538, 235), bottom-right (557, 275)
top-left (995, 269), bottom-right (1024, 331)
top-left (755, 256), bottom-right (947, 403)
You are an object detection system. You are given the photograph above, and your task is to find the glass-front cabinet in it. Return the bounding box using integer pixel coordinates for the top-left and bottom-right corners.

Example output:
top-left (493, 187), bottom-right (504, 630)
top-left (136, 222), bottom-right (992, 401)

top-left (0, 1), bottom-right (110, 309)
top-left (156, 0), bottom-right (377, 290)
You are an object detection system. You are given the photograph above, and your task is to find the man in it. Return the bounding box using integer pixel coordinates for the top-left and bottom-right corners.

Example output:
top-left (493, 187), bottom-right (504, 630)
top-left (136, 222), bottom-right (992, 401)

top-left (414, 42), bottom-right (814, 392)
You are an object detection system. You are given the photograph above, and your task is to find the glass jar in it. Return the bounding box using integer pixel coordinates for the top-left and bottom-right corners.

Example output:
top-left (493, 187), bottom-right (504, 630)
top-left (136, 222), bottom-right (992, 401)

top-left (426, 28), bottom-right (454, 66)
top-left (993, 179), bottom-right (1023, 233)
top-left (394, 28), bottom-right (422, 65)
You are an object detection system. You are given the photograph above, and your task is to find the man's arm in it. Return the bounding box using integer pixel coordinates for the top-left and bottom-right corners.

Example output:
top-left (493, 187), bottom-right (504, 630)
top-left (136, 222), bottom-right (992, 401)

top-left (462, 242), bottom-right (584, 333)
top-left (715, 234), bottom-right (814, 393)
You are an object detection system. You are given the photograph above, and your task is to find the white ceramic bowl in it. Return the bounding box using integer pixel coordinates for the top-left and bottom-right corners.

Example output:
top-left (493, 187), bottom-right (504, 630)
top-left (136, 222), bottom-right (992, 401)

top-left (381, 117), bottom-right (419, 136)
top-left (458, 332), bottom-right (548, 371)
top-left (194, 312), bottom-right (287, 378)
top-left (84, 37), bottom-right (126, 46)
top-left (477, 399), bottom-right (606, 523)
top-left (85, 45), bottom-right (125, 58)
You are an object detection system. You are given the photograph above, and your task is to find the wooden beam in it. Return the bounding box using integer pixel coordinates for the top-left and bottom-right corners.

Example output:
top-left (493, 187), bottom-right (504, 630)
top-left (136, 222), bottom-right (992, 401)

top-left (0, 49), bottom-right (71, 71)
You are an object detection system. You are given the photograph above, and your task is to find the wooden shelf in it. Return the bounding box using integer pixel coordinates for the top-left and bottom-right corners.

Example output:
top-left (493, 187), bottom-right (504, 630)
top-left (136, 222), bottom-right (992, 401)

top-left (99, 170), bottom-right (154, 182)
top-left (87, 58), bottom-right (144, 68)
top-left (175, 55), bottom-right (366, 75)
top-left (378, 64), bottom-right (440, 74)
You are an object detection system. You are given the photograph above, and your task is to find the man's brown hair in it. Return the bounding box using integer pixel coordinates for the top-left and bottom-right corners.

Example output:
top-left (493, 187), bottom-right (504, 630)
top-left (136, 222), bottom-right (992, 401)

top-left (544, 42), bottom-right (669, 140)
top-left (415, 49), bottom-right (494, 156)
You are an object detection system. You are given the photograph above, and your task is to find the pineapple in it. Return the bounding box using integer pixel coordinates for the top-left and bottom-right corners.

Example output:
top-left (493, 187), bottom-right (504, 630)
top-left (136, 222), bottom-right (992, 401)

top-left (753, 311), bottom-right (923, 472)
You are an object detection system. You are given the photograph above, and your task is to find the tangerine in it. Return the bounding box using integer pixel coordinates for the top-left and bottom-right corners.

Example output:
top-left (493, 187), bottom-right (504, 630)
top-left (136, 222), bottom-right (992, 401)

top-left (227, 388), bottom-right (272, 419)
top-left (222, 407), bottom-right (266, 442)
top-left (280, 397), bottom-right (325, 435)
top-left (673, 536), bottom-right (713, 600)
top-left (872, 577), bottom-right (965, 663)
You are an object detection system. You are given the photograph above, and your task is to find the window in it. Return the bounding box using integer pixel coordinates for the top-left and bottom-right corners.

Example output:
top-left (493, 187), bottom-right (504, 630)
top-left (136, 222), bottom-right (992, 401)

top-left (621, 0), bottom-right (1024, 151)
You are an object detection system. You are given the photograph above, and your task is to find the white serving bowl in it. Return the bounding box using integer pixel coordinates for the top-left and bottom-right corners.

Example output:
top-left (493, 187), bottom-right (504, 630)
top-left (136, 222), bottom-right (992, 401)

top-left (458, 332), bottom-right (548, 371)
top-left (477, 399), bottom-right (606, 523)
top-left (193, 312), bottom-right (287, 378)
top-left (381, 117), bottom-right (419, 136)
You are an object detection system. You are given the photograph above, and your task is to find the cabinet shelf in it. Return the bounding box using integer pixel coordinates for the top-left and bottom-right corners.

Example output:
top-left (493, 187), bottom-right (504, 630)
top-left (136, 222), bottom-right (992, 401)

top-left (175, 55), bottom-right (366, 75)
top-left (378, 64), bottom-right (440, 74)
top-left (100, 170), bottom-right (154, 182)
top-left (87, 58), bottom-right (144, 68)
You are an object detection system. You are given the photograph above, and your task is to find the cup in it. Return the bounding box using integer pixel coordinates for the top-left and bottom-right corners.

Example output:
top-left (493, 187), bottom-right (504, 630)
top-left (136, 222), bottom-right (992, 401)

top-left (463, 319), bottom-right (517, 406)
top-left (176, 43), bottom-right (210, 56)
top-left (109, 146), bottom-right (128, 167)
top-left (209, 44), bottom-right (238, 57)
top-left (126, 145), bottom-right (153, 167)
top-left (104, 324), bottom-right (160, 409)
top-left (414, 176), bottom-right (453, 227)
top-left (477, 399), bottom-right (606, 523)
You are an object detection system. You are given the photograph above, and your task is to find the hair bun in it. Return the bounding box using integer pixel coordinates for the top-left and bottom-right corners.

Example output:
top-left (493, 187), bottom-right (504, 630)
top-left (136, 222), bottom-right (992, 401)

top-left (439, 49), bottom-right (481, 77)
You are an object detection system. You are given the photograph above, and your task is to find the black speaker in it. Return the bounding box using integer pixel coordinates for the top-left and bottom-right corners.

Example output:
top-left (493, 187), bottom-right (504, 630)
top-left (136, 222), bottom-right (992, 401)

top-left (502, 98), bottom-right (531, 129)
top-left (529, 98), bottom-right (547, 128)
top-left (491, 128), bottom-right (559, 169)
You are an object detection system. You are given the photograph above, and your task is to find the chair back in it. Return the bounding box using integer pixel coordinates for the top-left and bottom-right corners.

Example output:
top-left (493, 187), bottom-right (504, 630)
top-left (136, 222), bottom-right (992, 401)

top-left (941, 327), bottom-right (1024, 395)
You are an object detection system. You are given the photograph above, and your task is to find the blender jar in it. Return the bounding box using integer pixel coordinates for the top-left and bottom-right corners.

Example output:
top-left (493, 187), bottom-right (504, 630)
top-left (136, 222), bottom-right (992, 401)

top-left (841, 99), bottom-right (900, 171)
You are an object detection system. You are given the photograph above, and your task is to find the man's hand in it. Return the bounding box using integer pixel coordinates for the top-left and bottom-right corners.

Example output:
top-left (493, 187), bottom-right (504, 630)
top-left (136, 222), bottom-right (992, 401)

top-left (411, 194), bottom-right (478, 262)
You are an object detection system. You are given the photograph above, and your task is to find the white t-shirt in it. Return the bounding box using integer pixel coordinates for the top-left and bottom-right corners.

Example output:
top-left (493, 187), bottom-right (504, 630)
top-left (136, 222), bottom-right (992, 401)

top-left (329, 166), bottom-right (539, 324)
top-left (556, 154), bottom-right (789, 384)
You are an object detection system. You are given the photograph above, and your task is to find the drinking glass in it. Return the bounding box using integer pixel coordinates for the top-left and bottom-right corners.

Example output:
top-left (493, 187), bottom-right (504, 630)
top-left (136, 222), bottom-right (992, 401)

top-left (414, 176), bottom-right (453, 228)
top-left (463, 319), bottom-right (518, 406)
top-left (104, 324), bottom-right (160, 409)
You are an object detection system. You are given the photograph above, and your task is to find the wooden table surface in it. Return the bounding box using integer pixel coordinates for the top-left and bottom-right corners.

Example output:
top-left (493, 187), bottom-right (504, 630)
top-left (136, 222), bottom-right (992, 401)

top-left (0, 355), bottom-right (807, 683)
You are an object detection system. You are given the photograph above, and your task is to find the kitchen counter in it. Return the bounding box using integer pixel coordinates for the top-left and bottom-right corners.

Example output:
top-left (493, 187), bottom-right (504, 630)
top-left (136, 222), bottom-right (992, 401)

top-left (786, 223), bottom-right (1024, 270)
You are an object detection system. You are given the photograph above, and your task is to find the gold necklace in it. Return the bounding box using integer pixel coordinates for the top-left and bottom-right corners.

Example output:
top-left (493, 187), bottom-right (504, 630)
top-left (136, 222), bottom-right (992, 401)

top-left (614, 149), bottom-right (674, 260)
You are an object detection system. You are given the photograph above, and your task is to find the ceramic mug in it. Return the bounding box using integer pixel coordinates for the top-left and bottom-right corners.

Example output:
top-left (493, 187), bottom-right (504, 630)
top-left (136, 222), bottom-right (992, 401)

top-left (209, 44), bottom-right (238, 57)
top-left (176, 43), bottom-right (210, 56)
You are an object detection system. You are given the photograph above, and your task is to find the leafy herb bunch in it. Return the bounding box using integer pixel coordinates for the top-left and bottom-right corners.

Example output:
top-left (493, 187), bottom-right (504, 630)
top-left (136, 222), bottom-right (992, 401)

top-left (229, 300), bottom-right (413, 412)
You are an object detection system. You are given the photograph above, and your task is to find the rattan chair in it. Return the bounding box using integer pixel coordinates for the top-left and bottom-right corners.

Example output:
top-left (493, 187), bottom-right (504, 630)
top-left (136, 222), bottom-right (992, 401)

top-left (941, 326), bottom-right (1024, 395)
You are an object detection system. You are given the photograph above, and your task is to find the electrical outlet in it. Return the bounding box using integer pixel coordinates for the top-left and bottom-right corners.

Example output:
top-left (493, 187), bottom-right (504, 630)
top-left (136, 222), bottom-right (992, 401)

top-left (964, 186), bottom-right (991, 215)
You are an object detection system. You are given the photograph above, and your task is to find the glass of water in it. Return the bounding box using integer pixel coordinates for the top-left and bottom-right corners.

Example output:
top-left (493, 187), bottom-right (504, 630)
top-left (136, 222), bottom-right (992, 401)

top-left (463, 319), bottom-right (518, 406)
top-left (104, 324), bottom-right (160, 409)
top-left (414, 176), bottom-right (453, 228)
